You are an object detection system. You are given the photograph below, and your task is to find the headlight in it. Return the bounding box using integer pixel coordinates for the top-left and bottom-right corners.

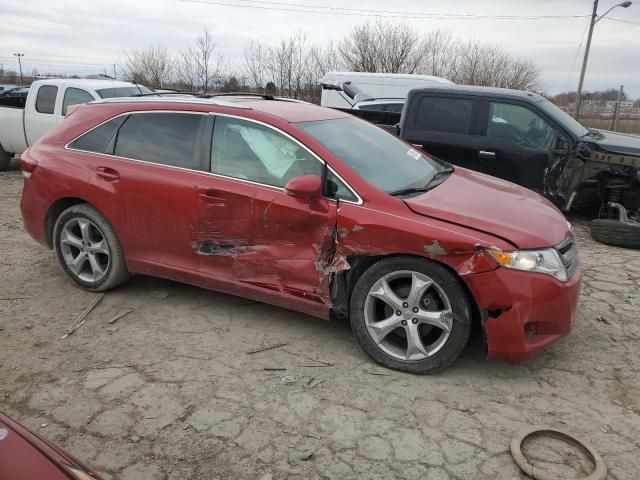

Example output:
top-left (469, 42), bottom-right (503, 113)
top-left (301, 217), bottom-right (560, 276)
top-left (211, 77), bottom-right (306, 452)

top-left (488, 248), bottom-right (567, 282)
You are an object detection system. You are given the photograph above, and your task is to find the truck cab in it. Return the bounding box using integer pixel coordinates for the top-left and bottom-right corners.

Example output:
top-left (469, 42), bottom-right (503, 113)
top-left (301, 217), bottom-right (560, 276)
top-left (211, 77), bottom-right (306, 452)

top-left (0, 79), bottom-right (152, 169)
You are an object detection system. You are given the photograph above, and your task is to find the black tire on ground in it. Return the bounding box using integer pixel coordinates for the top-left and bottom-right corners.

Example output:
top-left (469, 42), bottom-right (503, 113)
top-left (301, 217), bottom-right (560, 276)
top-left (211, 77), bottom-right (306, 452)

top-left (0, 145), bottom-right (11, 171)
top-left (349, 256), bottom-right (472, 374)
top-left (53, 204), bottom-right (129, 291)
top-left (591, 218), bottom-right (640, 249)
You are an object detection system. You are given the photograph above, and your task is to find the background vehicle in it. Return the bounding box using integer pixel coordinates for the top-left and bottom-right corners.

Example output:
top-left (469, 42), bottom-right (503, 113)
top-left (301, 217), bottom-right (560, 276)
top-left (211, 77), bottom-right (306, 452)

top-left (344, 84), bottom-right (640, 249)
top-left (0, 411), bottom-right (102, 479)
top-left (20, 95), bottom-right (579, 373)
top-left (319, 71), bottom-right (452, 109)
top-left (0, 84), bottom-right (19, 95)
top-left (0, 78), bottom-right (152, 170)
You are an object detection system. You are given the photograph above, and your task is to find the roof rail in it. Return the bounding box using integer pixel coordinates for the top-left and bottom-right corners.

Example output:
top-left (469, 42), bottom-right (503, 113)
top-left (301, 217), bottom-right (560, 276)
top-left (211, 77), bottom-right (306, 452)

top-left (132, 91), bottom-right (279, 100)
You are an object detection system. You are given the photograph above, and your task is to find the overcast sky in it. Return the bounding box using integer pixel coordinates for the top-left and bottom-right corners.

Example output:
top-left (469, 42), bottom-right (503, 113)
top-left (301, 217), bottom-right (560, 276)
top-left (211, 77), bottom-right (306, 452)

top-left (1, 0), bottom-right (640, 97)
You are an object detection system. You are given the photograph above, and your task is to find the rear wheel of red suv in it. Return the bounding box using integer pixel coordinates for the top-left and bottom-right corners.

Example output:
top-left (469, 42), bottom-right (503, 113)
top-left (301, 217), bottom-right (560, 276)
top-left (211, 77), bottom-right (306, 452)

top-left (350, 257), bottom-right (471, 374)
top-left (53, 204), bottom-right (129, 291)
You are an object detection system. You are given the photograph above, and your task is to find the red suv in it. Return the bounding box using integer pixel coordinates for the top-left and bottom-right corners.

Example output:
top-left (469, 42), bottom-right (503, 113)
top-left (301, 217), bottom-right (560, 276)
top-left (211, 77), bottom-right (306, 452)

top-left (20, 95), bottom-right (581, 373)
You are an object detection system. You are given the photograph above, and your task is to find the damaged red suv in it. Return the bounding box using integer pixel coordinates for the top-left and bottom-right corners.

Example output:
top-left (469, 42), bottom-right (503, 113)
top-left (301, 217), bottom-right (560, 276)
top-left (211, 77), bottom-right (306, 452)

top-left (20, 95), bottom-right (581, 373)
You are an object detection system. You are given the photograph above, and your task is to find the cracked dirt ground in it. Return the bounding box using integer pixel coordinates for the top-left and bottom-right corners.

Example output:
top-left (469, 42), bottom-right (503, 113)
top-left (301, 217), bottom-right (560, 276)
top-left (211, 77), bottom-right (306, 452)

top-left (1, 164), bottom-right (639, 480)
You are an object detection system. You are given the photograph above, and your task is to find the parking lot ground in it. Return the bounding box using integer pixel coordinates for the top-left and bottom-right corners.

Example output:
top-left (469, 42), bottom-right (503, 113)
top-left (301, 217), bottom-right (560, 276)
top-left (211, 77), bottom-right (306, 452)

top-left (1, 163), bottom-right (639, 480)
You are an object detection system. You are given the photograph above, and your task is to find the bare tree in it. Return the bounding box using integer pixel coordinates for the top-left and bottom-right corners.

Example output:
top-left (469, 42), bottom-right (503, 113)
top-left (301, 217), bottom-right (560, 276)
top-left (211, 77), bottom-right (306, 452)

top-left (179, 27), bottom-right (223, 93)
top-left (243, 41), bottom-right (268, 90)
top-left (339, 21), bottom-right (427, 74)
top-left (121, 44), bottom-right (173, 88)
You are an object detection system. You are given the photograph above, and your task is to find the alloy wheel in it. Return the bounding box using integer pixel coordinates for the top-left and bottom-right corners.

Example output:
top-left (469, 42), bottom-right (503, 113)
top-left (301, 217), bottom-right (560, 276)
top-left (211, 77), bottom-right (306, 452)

top-left (59, 217), bottom-right (111, 283)
top-left (364, 270), bottom-right (453, 361)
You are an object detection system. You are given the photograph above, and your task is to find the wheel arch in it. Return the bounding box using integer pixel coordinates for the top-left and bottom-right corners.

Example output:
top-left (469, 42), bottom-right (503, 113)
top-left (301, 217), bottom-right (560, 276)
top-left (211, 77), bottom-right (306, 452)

top-left (44, 197), bottom-right (91, 248)
top-left (330, 253), bottom-right (481, 328)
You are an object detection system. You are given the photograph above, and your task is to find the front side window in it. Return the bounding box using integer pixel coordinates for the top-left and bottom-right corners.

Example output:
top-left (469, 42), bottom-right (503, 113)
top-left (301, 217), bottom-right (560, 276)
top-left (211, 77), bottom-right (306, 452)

top-left (298, 117), bottom-right (440, 194)
top-left (114, 113), bottom-right (205, 170)
top-left (488, 102), bottom-right (555, 150)
top-left (62, 88), bottom-right (94, 115)
top-left (69, 116), bottom-right (126, 153)
top-left (326, 170), bottom-right (358, 202)
top-left (35, 85), bottom-right (58, 114)
top-left (212, 116), bottom-right (321, 188)
top-left (414, 96), bottom-right (472, 134)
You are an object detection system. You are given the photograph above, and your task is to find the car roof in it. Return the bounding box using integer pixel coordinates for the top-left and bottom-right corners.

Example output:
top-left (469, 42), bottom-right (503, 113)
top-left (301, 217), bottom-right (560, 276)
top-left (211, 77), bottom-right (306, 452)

top-left (94, 95), bottom-right (350, 123)
top-left (410, 84), bottom-right (546, 102)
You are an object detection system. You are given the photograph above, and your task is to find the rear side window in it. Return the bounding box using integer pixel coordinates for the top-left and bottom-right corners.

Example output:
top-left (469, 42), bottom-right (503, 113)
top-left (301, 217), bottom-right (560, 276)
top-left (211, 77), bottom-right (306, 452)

top-left (62, 88), bottom-right (94, 115)
top-left (114, 113), bottom-right (205, 170)
top-left (414, 96), bottom-right (472, 134)
top-left (69, 116), bottom-right (126, 153)
top-left (35, 85), bottom-right (58, 114)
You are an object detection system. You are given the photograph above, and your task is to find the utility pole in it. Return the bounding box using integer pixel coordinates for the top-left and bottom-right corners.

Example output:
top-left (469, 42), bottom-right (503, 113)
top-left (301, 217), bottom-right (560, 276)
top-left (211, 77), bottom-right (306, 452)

top-left (113, 64), bottom-right (117, 79)
top-left (574, 0), bottom-right (598, 121)
top-left (13, 53), bottom-right (24, 87)
top-left (612, 85), bottom-right (624, 131)
top-left (574, 0), bottom-right (633, 121)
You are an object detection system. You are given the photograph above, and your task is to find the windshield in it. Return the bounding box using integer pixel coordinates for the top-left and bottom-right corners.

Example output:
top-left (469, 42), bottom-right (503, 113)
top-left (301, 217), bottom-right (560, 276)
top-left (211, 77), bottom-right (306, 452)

top-left (96, 86), bottom-right (153, 98)
top-left (537, 98), bottom-right (588, 138)
top-left (298, 117), bottom-right (441, 193)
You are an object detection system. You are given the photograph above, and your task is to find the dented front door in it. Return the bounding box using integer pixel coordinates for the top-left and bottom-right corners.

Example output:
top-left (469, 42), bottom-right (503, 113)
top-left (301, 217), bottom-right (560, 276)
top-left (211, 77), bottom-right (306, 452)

top-left (192, 176), bottom-right (337, 303)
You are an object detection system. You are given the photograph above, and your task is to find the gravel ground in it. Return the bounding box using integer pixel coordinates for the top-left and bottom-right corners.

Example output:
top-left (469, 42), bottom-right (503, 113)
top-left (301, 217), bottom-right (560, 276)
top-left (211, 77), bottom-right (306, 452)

top-left (1, 161), bottom-right (639, 480)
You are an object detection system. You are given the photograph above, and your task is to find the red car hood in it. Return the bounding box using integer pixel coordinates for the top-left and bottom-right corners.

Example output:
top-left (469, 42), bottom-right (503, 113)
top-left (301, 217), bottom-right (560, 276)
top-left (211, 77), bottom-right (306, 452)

top-left (404, 168), bottom-right (571, 249)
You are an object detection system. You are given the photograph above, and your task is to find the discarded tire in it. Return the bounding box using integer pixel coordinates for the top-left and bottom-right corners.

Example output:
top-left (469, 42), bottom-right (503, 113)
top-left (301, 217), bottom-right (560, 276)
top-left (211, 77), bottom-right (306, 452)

top-left (591, 218), bottom-right (640, 249)
top-left (510, 426), bottom-right (607, 480)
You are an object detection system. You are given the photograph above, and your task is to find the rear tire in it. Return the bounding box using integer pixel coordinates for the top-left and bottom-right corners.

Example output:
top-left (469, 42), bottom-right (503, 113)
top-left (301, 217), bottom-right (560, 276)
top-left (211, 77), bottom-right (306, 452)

top-left (53, 204), bottom-right (129, 291)
top-left (591, 219), bottom-right (640, 249)
top-left (349, 256), bottom-right (472, 374)
top-left (0, 145), bottom-right (11, 171)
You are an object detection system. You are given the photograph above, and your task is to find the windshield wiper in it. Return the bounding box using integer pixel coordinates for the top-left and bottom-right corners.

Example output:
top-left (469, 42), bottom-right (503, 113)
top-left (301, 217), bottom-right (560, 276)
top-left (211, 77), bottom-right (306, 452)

top-left (389, 167), bottom-right (454, 197)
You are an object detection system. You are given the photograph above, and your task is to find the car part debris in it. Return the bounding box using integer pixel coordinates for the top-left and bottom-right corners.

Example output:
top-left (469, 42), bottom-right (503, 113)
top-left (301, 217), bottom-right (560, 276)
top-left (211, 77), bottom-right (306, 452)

top-left (246, 342), bottom-right (288, 354)
top-left (510, 426), bottom-right (607, 480)
top-left (107, 307), bottom-right (134, 324)
top-left (62, 293), bottom-right (104, 338)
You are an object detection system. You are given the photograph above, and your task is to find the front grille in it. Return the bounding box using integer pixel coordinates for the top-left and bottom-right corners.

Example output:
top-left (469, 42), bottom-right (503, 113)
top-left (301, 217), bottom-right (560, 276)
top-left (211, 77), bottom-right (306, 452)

top-left (556, 237), bottom-right (578, 278)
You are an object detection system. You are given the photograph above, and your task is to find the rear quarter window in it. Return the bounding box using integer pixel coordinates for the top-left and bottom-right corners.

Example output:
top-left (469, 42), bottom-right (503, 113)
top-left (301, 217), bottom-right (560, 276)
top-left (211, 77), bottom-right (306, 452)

top-left (35, 85), bottom-right (58, 114)
top-left (68, 116), bottom-right (127, 153)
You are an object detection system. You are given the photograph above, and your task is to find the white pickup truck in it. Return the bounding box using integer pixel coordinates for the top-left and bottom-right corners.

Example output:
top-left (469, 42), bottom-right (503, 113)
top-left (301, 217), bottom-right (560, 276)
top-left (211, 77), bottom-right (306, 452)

top-left (0, 78), bottom-right (152, 170)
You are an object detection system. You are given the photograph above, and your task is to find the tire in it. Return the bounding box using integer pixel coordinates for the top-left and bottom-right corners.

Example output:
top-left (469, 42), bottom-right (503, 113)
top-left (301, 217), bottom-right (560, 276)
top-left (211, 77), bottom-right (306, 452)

top-left (0, 145), bottom-right (11, 171)
top-left (591, 218), bottom-right (640, 249)
top-left (349, 256), bottom-right (472, 374)
top-left (53, 204), bottom-right (129, 291)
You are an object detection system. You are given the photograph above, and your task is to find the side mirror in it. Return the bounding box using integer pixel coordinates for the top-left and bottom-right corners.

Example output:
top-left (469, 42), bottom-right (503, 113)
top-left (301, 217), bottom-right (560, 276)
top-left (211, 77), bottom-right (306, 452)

top-left (320, 81), bottom-right (343, 92)
top-left (284, 175), bottom-right (323, 201)
top-left (553, 135), bottom-right (569, 154)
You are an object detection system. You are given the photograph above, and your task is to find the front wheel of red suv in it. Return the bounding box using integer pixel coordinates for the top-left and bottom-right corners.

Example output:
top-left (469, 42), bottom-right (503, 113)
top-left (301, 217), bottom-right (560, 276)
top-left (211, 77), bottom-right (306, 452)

top-left (349, 257), bottom-right (472, 374)
top-left (53, 204), bottom-right (129, 291)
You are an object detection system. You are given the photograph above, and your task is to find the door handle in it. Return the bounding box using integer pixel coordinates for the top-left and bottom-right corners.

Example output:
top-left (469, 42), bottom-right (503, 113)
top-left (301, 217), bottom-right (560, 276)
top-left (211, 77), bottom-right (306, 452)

top-left (198, 189), bottom-right (227, 206)
top-left (478, 150), bottom-right (496, 159)
top-left (96, 166), bottom-right (120, 182)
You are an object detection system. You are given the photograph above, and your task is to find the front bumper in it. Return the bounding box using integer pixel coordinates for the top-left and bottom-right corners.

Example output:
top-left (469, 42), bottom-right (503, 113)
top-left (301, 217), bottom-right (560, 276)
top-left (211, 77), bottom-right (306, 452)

top-left (463, 262), bottom-right (582, 363)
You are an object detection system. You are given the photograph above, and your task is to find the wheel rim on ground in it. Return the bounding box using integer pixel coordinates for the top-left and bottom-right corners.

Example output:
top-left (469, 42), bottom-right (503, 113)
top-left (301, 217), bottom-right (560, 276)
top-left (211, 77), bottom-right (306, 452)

top-left (364, 270), bottom-right (453, 361)
top-left (59, 217), bottom-right (111, 283)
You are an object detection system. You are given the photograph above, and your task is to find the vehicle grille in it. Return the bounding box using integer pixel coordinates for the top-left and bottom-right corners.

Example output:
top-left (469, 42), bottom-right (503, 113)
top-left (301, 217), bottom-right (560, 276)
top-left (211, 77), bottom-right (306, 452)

top-left (556, 237), bottom-right (578, 278)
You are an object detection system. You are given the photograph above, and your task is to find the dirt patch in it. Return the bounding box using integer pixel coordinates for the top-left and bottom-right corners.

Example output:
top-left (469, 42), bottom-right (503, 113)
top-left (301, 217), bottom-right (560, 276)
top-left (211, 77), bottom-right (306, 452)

top-left (1, 163), bottom-right (639, 479)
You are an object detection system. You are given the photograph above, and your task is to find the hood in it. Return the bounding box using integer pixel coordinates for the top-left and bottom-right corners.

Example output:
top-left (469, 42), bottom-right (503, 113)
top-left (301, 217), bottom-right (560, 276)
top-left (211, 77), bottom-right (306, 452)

top-left (404, 168), bottom-right (571, 249)
top-left (589, 129), bottom-right (640, 157)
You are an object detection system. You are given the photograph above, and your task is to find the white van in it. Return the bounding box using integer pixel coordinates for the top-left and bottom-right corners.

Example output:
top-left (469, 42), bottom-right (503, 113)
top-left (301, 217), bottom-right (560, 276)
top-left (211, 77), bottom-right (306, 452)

top-left (319, 72), bottom-right (453, 109)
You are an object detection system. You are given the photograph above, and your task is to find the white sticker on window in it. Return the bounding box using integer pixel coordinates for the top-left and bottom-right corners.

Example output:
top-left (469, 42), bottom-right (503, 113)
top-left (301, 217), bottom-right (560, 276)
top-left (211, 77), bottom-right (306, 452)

top-left (407, 148), bottom-right (422, 160)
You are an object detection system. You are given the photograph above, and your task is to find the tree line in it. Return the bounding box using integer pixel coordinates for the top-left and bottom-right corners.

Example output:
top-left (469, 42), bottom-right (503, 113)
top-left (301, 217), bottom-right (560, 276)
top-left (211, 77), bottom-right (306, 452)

top-left (119, 21), bottom-right (542, 102)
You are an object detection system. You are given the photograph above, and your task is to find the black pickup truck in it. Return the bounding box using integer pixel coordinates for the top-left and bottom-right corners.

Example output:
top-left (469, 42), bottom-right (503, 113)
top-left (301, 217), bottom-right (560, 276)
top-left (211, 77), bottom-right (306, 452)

top-left (331, 84), bottom-right (640, 249)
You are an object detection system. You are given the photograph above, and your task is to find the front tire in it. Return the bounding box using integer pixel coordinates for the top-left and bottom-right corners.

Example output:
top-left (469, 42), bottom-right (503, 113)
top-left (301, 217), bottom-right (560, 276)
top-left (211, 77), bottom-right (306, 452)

top-left (0, 145), bottom-right (11, 171)
top-left (349, 257), bottom-right (471, 374)
top-left (53, 204), bottom-right (129, 291)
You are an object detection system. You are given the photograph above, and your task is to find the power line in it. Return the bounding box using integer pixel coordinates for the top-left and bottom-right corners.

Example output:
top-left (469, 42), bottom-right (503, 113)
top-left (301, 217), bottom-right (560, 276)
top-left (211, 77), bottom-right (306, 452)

top-left (604, 17), bottom-right (640, 27)
top-left (181, 0), bottom-right (590, 20)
